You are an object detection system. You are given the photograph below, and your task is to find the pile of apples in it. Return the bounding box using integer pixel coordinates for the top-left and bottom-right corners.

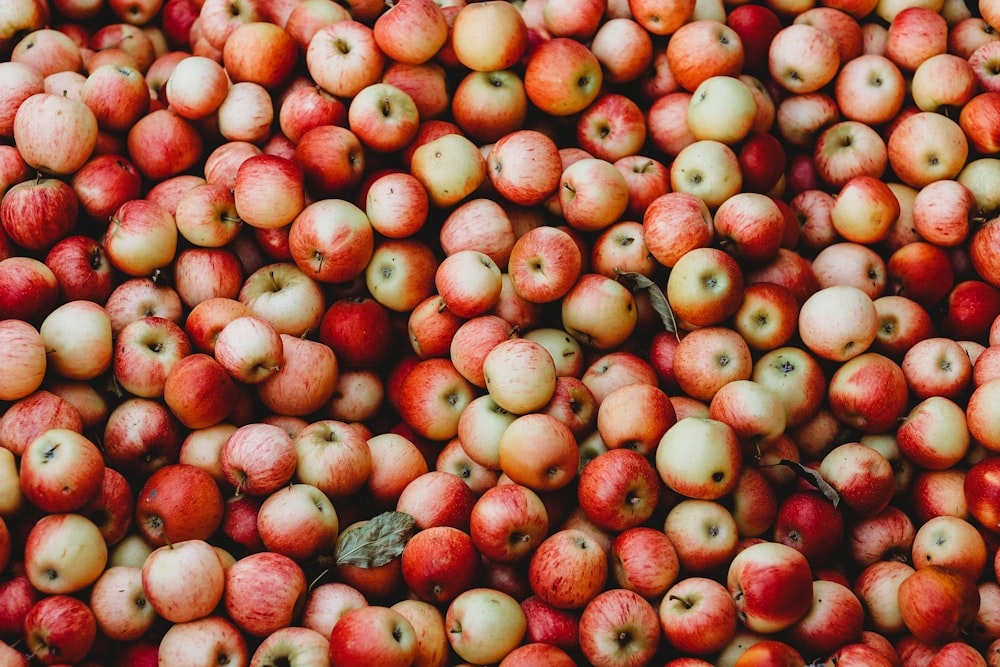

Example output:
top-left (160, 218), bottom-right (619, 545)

top-left (5, 0), bottom-right (1000, 664)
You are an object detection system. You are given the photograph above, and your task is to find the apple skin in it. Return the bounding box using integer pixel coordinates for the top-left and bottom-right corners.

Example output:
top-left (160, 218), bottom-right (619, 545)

top-left (224, 551), bottom-right (309, 638)
top-left (529, 528), bottom-right (609, 610)
top-left (772, 490), bottom-right (845, 567)
top-left (18, 428), bottom-right (104, 514)
top-left (523, 37), bottom-right (603, 117)
top-left (400, 525), bottom-right (480, 605)
top-left (134, 463), bottom-right (225, 547)
top-left (156, 614), bottom-right (250, 667)
top-left (577, 448), bottom-right (660, 533)
top-left (445, 586), bottom-right (527, 665)
top-left (318, 296), bottom-right (394, 369)
top-left (141, 539), bottom-right (226, 625)
top-left (329, 606), bottom-right (418, 667)
top-left (897, 565), bottom-right (981, 645)
top-left (0, 566), bottom-right (40, 639)
top-left (0, 257), bottom-right (60, 326)
top-left (727, 541), bottom-right (814, 634)
top-left (23, 594), bottom-right (97, 665)
top-left (24, 512), bottom-right (108, 596)
top-left (659, 576), bottom-right (738, 656)
top-left (578, 587), bottom-right (660, 667)
top-left (827, 352), bottom-right (910, 434)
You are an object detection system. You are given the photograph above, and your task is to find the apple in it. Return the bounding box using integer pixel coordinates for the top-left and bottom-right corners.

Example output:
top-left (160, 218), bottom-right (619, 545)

top-left (663, 499), bottom-right (739, 574)
top-left (641, 191), bottom-right (713, 269)
top-left (523, 37), bottom-right (602, 117)
top-left (482, 337), bottom-right (557, 415)
top-left (507, 225), bottom-right (583, 304)
top-left (223, 21), bottom-right (297, 90)
top-left (852, 560), bottom-right (915, 636)
top-left (671, 327), bottom-right (753, 403)
top-left (818, 441), bottom-right (895, 518)
top-left (577, 448), bottom-right (660, 533)
top-left (451, 69), bottom-right (529, 144)
top-left (135, 462), bottom-right (224, 547)
top-left (24, 512), bottom-right (107, 595)
top-left (23, 595), bottom-right (97, 666)
top-left (364, 432), bottom-right (429, 511)
top-left (666, 246), bottom-right (745, 329)
top-left (435, 250), bottom-right (503, 319)
top-left (142, 538), bottom-right (226, 624)
top-left (348, 82), bottom-right (420, 155)
top-left (409, 132), bottom-right (486, 209)
top-left (396, 469), bottom-right (477, 532)
top-left (911, 515), bottom-right (987, 583)
top-left (727, 541), bottom-right (814, 634)
top-left (659, 576), bottom-right (738, 656)
top-left (77, 465), bottom-right (133, 547)
top-left (884, 4), bottom-right (947, 69)
top-left (562, 273), bottom-right (638, 351)
top-left (173, 248), bottom-right (243, 308)
top-left (250, 626), bottom-right (331, 667)
top-left (0, 258), bottom-right (59, 327)
top-left (442, 587), bottom-right (526, 665)
top-left (13, 92), bottom-right (98, 176)
top-left (893, 108), bottom-right (970, 183)
top-left (528, 528), bottom-right (607, 610)
top-left (0, 61), bottom-right (44, 139)
top-left (300, 581), bottom-right (366, 640)
top-left (113, 315), bottom-right (192, 399)
top-left (0, 176), bottom-right (78, 253)
top-left (216, 81), bottom-right (275, 144)
top-left (44, 235), bottom-right (115, 304)
top-left (769, 23), bottom-right (840, 95)
top-left (666, 19), bottom-right (743, 92)
top-left (224, 551), bottom-right (308, 637)
top-left (646, 91), bottom-right (696, 158)
top-left (88, 567), bottom-right (154, 644)
top-left (469, 482), bottom-right (549, 564)
top-left (156, 615), bottom-right (250, 667)
top-left (328, 605), bottom-right (417, 667)
top-left (596, 382), bottom-right (675, 456)
top-left (407, 294), bottom-right (464, 360)
top-left (898, 565), bottom-right (981, 645)
top-left (578, 588), bottom-right (660, 667)
top-left (219, 421), bottom-right (297, 497)
top-left (239, 262), bottom-right (327, 338)
top-left (670, 139), bottom-right (743, 209)
top-left (449, 0), bottom-right (527, 72)
top-left (847, 504), bottom-right (917, 569)
top-left (293, 125), bottom-right (366, 199)
top-left (498, 413), bottom-right (579, 493)
top-left (126, 107), bottom-right (205, 181)
top-left (399, 524), bottom-right (479, 606)
top-left (772, 490), bottom-right (845, 566)
top-left (449, 314), bottom-right (516, 389)
top-left (163, 352), bottom-right (239, 429)
top-left (19, 427), bottom-right (105, 514)
top-left (731, 467), bottom-right (779, 539)
top-left (363, 172), bottom-right (429, 239)
top-left (0, 390), bottom-right (83, 458)
top-left (396, 357), bottom-right (475, 442)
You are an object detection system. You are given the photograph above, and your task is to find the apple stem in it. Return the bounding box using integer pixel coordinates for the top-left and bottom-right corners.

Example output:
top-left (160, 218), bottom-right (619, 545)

top-left (308, 569), bottom-right (329, 591)
top-left (667, 594), bottom-right (692, 609)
